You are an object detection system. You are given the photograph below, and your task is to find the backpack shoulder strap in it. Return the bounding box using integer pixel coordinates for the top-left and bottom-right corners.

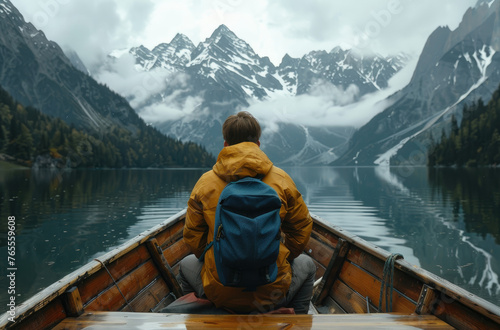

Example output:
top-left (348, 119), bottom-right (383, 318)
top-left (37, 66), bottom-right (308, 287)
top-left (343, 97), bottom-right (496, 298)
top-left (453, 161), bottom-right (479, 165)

top-left (198, 241), bottom-right (213, 261)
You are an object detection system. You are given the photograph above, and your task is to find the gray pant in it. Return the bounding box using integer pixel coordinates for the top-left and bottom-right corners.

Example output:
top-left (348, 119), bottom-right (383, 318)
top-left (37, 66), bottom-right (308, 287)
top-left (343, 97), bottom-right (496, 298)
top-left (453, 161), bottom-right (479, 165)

top-left (178, 254), bottom-right (316, 314)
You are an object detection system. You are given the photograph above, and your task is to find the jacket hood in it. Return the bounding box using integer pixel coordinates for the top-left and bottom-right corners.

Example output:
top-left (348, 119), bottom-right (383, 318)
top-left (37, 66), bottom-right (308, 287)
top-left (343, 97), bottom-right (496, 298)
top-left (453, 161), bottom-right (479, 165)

top-left (213, 142), bottom-right (273, 182)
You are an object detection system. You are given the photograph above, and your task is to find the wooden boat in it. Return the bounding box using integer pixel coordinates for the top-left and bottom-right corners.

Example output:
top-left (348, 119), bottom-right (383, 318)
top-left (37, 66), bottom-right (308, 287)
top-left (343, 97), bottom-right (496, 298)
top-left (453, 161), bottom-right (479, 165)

top-left (1, 209), bottom-right (500, 329)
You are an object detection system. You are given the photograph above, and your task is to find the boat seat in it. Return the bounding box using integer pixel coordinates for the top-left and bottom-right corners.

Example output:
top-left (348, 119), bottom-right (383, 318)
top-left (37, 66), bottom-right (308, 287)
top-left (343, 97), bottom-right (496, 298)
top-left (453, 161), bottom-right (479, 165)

top-left (160, 293), bottom-right (230, 314)
top-left (160, 293), bottom-right (295, 315)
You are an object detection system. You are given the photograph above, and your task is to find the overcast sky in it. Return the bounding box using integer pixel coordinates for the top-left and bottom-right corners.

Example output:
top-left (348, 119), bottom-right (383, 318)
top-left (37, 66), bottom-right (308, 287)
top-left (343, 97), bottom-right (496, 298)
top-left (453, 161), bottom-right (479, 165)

top-left (11, 0), bottom-right (477, 69)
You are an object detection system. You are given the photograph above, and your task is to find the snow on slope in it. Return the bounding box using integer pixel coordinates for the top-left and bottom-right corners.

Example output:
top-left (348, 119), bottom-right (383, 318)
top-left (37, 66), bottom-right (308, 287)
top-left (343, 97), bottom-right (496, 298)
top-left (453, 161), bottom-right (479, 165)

top-left (374, 45), bottom-right (496, 166)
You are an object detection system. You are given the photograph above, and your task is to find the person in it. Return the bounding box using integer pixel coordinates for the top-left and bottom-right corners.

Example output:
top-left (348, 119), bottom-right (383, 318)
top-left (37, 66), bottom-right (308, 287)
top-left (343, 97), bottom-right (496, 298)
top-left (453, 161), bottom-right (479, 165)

top-left (179, 111), bottom-right (315, 314)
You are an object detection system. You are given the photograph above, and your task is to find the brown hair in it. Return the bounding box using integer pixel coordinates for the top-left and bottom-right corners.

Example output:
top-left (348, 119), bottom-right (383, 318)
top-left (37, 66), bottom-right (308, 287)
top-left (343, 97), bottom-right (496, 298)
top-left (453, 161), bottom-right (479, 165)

top-left (222, 111), bottom-right (261, 146)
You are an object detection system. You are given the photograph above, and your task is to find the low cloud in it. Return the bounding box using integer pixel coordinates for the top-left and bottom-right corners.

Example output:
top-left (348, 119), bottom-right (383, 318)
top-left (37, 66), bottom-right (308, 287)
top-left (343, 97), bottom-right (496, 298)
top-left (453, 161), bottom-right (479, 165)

top-left (95, 52), bottom-right (204, 123)
top-left (95, 53), bottom-right (170, 108)
top-left (139, 94), bottom-right (204, 123)
top-left (95, 46), bottom-right (417, 131)
top-left (309, 80), bottom-right (360, 106)
top-left (247, 91), bottom-right (389, 136)
top-left (12, 0), bottom-right (156, 69)
top-left (246, 55), bottom-right (418, 134)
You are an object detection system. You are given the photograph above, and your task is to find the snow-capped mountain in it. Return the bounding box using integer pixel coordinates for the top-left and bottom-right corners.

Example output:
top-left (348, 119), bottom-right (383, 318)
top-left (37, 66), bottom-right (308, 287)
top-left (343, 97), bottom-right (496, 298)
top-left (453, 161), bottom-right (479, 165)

top-left (279, 47), bottom-right (409, 97)
top-left (0, 0), bottom-right (144, 131)
top-left (126, 33), bottom-right (195, 73)
top-left (108, 24), bottom-right (408, 164)
top-left (336, 0), bottom-right (500, 166)
top-left (187, 24), bottom-right (284, 100)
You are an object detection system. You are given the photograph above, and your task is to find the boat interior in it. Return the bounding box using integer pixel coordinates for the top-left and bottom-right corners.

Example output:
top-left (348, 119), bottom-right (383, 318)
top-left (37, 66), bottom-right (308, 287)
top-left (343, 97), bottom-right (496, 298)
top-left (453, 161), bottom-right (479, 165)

top-left (5, 211), bottom-right (500, 329)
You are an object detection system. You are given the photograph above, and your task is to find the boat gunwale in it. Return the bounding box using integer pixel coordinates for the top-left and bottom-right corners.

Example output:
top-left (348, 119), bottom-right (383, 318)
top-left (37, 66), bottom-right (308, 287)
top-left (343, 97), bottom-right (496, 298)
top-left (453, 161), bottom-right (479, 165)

top-left (1, 209), bottom-right (499, 328)
top-left (310, 213), bottom-right (500, 321)
top-left (0, 208), bottom-right (187, 327)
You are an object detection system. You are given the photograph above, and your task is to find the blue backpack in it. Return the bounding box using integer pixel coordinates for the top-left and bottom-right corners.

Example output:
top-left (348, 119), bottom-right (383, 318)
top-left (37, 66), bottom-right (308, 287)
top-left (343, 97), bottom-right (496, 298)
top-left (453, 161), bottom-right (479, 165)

top-left (200, 176), bottom-right (282, 291)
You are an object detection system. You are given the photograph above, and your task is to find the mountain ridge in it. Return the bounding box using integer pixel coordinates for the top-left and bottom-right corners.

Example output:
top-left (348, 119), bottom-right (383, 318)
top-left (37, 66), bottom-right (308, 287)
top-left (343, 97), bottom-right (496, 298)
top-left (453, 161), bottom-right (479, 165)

top-left (106, 24), bottom-right (409, 163)
top-left (0, 0), bottom-right (143, 131)
top-left (0, 0), bottom-right (214, 167)
top-left (335, 0), bottom-right (500, 166)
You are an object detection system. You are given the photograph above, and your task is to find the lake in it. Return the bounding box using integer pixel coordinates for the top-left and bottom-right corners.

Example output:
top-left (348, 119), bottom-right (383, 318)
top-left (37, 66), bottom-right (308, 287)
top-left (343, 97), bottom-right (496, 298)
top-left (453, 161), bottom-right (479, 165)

top-left (1, 166), bottom-right (499, 311)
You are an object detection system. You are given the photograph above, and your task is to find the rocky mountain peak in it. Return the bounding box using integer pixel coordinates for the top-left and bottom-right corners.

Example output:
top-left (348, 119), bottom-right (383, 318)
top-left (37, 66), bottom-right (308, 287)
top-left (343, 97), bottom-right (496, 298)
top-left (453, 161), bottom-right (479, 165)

top-left (152, 33), bottom-right (195, 56)
top-left (106, 23), bottom-right (410, 164)
top-left (279, 53), bottom-right (300, 68)
top-left (171, 33), bottom-right (194, 47)
top-left (191, 24), bottom-right (258, 63)
top-left (209, 24), bottom-right (235, 40)
top-left (336, 0), bottom-right (500, 166)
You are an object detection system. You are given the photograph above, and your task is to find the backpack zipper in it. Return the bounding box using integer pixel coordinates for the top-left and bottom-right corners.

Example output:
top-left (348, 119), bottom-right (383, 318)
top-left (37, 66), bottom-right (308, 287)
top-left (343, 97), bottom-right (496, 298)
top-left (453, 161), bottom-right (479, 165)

top-left (216, 224), bottom-right (224, 241)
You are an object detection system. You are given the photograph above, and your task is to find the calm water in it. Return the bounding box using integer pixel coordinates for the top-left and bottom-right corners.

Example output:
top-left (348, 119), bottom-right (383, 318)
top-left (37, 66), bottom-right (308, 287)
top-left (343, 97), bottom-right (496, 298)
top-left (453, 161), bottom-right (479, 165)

top-left (1, 166), bottom-right (499, 311)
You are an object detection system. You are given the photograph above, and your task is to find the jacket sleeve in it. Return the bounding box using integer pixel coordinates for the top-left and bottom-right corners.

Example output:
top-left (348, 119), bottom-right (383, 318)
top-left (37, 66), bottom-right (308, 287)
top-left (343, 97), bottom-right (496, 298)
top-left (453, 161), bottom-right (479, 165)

top-left (184, 191), bottom-right (209, 258)
top-left (281, 178), bottom-right (313, 260)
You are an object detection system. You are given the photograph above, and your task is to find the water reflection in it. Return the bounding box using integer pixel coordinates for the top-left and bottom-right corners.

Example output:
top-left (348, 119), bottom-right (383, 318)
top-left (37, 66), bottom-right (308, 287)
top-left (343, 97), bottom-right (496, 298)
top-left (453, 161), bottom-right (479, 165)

top-left (0, 168), bottom-right (205, 308)
top-left (0, 166), bottom-right (499, 309)
top-left (286, 166), bottom-right (419, 265)
top-left (428, 168), bottom-right (500, 298)
top-left (285, 166), bottom-right (500, 303)
top-left (357, 166), bottom-right (499, 301)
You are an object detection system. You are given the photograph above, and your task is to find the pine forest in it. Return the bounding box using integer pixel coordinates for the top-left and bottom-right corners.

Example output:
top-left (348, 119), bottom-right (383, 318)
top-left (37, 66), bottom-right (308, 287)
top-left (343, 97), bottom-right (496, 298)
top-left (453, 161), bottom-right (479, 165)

top-left (0, 86), bottom-right (215, 169)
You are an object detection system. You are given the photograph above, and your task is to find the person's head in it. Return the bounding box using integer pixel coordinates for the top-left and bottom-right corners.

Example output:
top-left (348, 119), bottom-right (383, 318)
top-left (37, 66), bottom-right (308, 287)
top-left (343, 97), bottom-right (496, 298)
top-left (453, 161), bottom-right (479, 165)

top-left (222, 111), bottom-right (261, 147)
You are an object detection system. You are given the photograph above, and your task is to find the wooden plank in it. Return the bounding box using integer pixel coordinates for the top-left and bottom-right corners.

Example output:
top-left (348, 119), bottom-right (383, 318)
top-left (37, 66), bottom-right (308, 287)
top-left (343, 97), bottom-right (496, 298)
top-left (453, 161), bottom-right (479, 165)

top-left (78, 245), bottom-right (151, 305)
top-left (313, 238), bottom-right (350, 305)
top-left (305, 237), bottom-right (332, 267)
top-left (84, 260), bottom-right (160, 312)
top-left (163, 239), bottom-right (191, 266)
top-left (127, 278), bottom-right (171, 312)
top-left (339, 261), bottom-right (416, 313)
top-left (329, 280), bottom-right (372, 314)
top-left (155, 218), bottom-right (185, 249)
top-left (318, 296), bottom-right (346, 314)
top-left (311, 223), bottom-right (339, 248)
top-left (0, 211), bottom-right (186, 328)
top-left (416, 285), bottom-right (439, 315)
top-left (52, 311), bottom-right (454, 329)
top-left (347, 245), bottom-right (422, 303)
top-left (310, 214), bottom-right (500, 324)
top-left (146, 238), bottom-right (184, 298)
top-left (304, 236), bottom-right (334, 268)
top-left (4, 211), bottom-right (500, 330)
top-left (8, 298), bottom-right (66, 330)
top-left (62, 287), bottom-right (84, 317)
top-left (430, 291), bottom-right (500, 330)
top-left (151, 294), bottom-right (177, 313)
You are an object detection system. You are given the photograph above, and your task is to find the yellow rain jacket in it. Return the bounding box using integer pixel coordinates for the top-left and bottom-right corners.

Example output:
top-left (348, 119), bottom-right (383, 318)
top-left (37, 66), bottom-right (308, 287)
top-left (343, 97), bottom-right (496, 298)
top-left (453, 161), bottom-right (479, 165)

top-left (184, 142), bottom-right (312, 313)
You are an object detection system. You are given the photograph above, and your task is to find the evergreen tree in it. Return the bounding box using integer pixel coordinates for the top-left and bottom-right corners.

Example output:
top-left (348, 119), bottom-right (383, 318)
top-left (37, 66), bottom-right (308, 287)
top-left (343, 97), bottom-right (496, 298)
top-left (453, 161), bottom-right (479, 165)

top-left (428, 86), bottom-right (500, 166)
top-left (37, 131), bottom-right (50, 154)
top-left (7, 123), bottom-right (33, 159)
top-left (0, 123), bottom-right (6, 152)
top-left (0, 85), bottom-right (215, 168)
top-left (451, 114), bottom-right (459, 136)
